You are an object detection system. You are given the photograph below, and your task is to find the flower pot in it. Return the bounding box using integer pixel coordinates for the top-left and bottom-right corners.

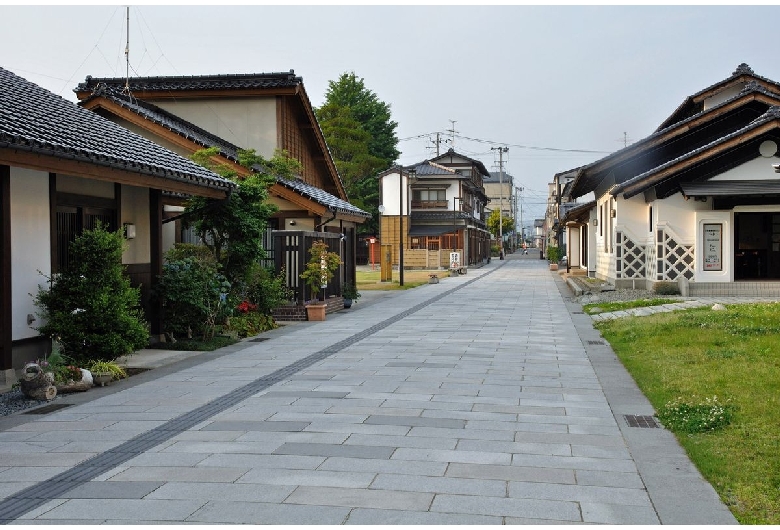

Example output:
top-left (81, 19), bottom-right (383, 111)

top-left (305, 303), bottom-right (327, 321)
top-left (92, 372), bottom-right (112, 387)
top-left (343, 298), bottom-right (353, 309)
top-left (549, 263), bottom-right (559, 271)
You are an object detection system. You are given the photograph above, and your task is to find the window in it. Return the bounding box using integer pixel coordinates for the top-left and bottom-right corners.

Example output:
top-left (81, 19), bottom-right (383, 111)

top-left (412, 189), bottom-right (446, 201)
top-left (55, 205), bottom-right (116, 272)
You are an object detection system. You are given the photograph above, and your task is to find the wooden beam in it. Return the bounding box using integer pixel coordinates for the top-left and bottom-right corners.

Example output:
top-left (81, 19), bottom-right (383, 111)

top-left (620, 120), bottom-right (780, 199)
top-left (0, 166), bottom-right (11, 370)
top-left (149, 189), bottom-right (163, 337)
top-left (0, 150), bottom-right (230, 199)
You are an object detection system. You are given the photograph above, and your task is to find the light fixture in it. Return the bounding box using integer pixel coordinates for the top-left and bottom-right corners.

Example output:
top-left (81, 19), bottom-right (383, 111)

top-left (123, 223), bottom-right (136, 239)
top-left (289, 220), bottom-right (296, 226)
top-left (610, 209), bottom-right (617, 218)
top-left (593, 219), bottom-right (598, 226)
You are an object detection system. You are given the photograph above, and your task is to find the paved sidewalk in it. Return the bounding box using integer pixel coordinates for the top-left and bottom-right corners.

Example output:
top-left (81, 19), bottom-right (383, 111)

top-left (0, 254), bottom-right (737, 524)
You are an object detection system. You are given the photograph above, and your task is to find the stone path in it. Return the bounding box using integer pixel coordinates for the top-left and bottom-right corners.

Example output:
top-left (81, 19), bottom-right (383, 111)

top-left (0, 254), bottom-right (737, 524)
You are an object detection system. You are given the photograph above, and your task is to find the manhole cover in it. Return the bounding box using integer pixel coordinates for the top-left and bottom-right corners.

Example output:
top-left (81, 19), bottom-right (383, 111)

top-left (587, 340), bottom-right (606, 345)
top-left (24, 403), bottom-right (73, 415)
top-left (624, 415), bottom-right (659, 428)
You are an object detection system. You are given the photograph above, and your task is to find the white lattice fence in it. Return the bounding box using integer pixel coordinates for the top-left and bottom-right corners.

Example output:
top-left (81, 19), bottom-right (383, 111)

top-left (616, 230), bottom-right (646, 279)
top-left (656, 227), bottom-right (694, 281)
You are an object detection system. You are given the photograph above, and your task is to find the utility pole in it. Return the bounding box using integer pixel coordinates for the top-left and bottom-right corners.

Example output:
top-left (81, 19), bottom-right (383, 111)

top-left (429, 132), bottom-right (442, 157)
top-left (491, 146), bottom-right (509, 259)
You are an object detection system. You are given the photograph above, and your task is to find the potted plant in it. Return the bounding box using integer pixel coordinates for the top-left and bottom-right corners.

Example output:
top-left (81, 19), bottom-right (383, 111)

top-left (88, 360), bottom-right (127, 387)
top-left (299, 240), bottom-right (342, 321)
top-left (342, 282), bottom-right (361, 309)
top-left (547, 245), bottom-right (561, 271)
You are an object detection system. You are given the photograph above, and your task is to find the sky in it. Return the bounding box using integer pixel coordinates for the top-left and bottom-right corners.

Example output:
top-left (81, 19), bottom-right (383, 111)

top-left (3, 4), bottom-right (780, 225)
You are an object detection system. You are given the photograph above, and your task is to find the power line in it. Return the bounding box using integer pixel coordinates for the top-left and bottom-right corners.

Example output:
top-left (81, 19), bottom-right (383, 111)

top-left (399, 130), bottom-right (611, 155)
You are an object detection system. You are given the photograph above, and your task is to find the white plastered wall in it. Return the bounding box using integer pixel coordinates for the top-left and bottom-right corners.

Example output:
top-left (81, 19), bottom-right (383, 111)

top-left (10, 168), bottom-right (51, 341)
top-left (154, 98), bottom-right (278, 158)
top-left (121, 185), bottom-right (150, 265)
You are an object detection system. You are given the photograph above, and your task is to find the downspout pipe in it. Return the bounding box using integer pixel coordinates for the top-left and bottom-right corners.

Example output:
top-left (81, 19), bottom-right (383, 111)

top-left (315, 207), bottom-right (337, 231)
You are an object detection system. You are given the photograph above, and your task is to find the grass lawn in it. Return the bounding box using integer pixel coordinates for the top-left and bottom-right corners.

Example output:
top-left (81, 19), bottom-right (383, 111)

top-left (582, 298), bottom-right (682, 315)
top-left (594, 302), bottom-right (780, 524)
top-left (356, 269), bottom-right (450, 290)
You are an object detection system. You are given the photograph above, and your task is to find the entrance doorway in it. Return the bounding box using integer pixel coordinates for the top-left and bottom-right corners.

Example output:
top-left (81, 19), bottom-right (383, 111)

top-left (734, 212), bottom-right (780, 280)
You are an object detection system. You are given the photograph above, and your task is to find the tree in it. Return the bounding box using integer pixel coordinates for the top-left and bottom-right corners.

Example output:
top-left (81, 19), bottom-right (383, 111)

top-left (35, 226), bottom-right (149, 365)
top-left (486, 209), bottom-right (515, 239)
top-left (186, 147), bottom-right (301, 286)
top-left (316, 72), bottom-right (400, 234)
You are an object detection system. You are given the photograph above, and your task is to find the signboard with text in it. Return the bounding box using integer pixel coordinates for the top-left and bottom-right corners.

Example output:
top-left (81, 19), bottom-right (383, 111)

top-left (703, 223), bottom-right (722, 271)
top-left (450, 252), bottom-right (461, 269)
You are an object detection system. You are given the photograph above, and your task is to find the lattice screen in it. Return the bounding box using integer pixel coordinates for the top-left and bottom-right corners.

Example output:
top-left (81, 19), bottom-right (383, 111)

top-left (616, 231), bottom-right (646, 279)
top-left (655, 229), bottom-right (694, 281)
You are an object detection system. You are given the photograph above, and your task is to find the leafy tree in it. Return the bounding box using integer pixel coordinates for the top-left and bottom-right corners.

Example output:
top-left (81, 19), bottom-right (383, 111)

top-left (486, 209), bottom-right (515, 239)
top-left (35, 226), bottom-right (148, 365)
top-left (186, 147), bottom-right (302, 286)
top-left (316, 72), bottom-right (400, 234)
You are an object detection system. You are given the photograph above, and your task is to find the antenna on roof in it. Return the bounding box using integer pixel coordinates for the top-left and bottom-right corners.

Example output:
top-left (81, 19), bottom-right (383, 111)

top-left (123, 6), bottom-right (131, 95)
top-left (448, 120), bottom-right (458, 149)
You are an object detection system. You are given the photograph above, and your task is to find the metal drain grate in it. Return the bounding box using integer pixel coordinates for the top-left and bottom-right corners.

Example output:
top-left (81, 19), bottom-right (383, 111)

top-left (24, 403), bottom-right (73, 415)
top-left (587, 340), bottom-right (606, 345)
top-left (249, 337), bottom-right (271, 342)
top-left (572, 311), bottom-right (584, 314)
top-left (624, 415), bottom-right (659, 428)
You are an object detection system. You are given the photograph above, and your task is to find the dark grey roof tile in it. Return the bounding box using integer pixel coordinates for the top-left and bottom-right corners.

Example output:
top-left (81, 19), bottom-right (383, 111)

top-left (0, 67), bottom-right (233, 192)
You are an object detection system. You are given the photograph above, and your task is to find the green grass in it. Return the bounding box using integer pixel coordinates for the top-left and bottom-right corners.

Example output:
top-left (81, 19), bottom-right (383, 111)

top-left (582, 298), bottom-right (680, 314)
top-left (595, 302), bottom-right (780, 524)
top-left (356, 269), bottom-right (449, 291)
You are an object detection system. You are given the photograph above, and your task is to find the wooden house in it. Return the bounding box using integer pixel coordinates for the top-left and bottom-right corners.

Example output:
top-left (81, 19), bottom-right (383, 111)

top-left (0, 66), bottom-right (234, 382)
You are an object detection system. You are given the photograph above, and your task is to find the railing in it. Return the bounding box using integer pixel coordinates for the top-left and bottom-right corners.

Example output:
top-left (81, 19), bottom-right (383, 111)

top-left (411, 200), bottom-right (449, 209)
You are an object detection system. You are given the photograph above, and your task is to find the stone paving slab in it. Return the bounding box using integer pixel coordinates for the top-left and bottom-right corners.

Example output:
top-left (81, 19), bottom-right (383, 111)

top-left (0, 257), bottom-right (740, 524)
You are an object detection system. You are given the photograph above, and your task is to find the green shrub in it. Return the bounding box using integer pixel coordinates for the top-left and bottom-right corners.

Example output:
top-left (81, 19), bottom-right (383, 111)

top-left (546, 245), bottom-right (561, 263)
top-left (240, 264), bottom-right (294, 315)
top-left (654, 281), bottom-right (681, 295)
top-left (34, 226), bottom-right (149, 365)
top-left (155, 250), bottom-right (231, 341)
top-left (227, 312), bottom-right (277, 338)
top-left (88, 360), bottom-right (127, 381)
top-left (490, 245), bottom-right (500, 257)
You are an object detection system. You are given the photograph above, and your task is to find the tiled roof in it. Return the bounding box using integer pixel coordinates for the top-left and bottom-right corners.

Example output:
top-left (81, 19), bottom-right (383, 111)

top-left (75, 71), bottom-right (302, 94)
top-left (485, 171), bottom-right (515, 183)
top-left (0, 67), bottom-right (234, 192)
top-left (431, 148), bottom-right (491, 177)
top-left (408, 161), bottom-right (458, 176)
top-left (569, 75), bottom-right (780, 199)
top-left (276, 176), bottom-right (370, 218)
top-left (611, 106), bottom-right (780, 198)
top-left (81, 88), bottom-right (368, 219)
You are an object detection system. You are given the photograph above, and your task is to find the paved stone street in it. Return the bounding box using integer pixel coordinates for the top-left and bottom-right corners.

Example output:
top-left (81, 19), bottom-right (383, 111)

top-left (0, 254), bottom-right (736, 524)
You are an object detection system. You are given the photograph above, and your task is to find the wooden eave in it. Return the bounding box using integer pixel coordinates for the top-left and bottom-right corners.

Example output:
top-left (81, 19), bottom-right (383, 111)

top-left (74, 87), bottom-right (299, 101)
top-left (81, 97), bottom-right (248, 177)
top-left (288, 84), bottom-right (347, 200)
top-left (616, 119), bottom-right (780, 200)
top-left (571, 91), bottom-right (780, 197)
top-left (0, 148), bottom-right (229, 199)
top-left (690, 75), bottom-right (779, 104)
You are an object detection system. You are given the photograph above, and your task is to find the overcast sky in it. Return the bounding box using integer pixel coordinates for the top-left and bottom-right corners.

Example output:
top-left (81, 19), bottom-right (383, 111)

top-left (3, 4), bottom-right (780, 222)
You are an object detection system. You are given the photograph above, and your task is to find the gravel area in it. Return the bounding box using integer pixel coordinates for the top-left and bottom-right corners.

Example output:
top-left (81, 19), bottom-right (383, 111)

top-left (568, 276), bottom-right (684, 305)
top-left (0, 388), bottom-right (59, 417)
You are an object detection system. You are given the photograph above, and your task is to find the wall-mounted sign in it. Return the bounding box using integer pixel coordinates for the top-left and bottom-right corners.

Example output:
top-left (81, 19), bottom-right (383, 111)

top-left (703, 223), bottom-right (722, 271)
top-left (450, 252), bottom-right (461, 269)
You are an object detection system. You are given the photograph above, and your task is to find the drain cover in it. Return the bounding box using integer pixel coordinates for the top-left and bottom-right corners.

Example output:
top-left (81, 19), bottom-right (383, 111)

top-left (587, 340), bottom-right (606, 345)
top-left (250, 337), bottom-right (270, 342)
top-left (24, 403), bottom-right (73, 415)
top-left (624, 415), bottom-right (659, 428)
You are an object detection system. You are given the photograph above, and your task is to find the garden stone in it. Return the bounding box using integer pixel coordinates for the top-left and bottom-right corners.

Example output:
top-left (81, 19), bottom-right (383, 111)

top-left (19, 362), bottom-right (56, 401)
top-left (711, 303), bottom-right (726, 311)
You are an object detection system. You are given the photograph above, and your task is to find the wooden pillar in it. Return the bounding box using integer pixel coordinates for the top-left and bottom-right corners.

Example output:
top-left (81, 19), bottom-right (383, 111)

top-left (0, 166), bottom-right (11, 371)
top-left (149, 189), bottom-right (163, 337)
